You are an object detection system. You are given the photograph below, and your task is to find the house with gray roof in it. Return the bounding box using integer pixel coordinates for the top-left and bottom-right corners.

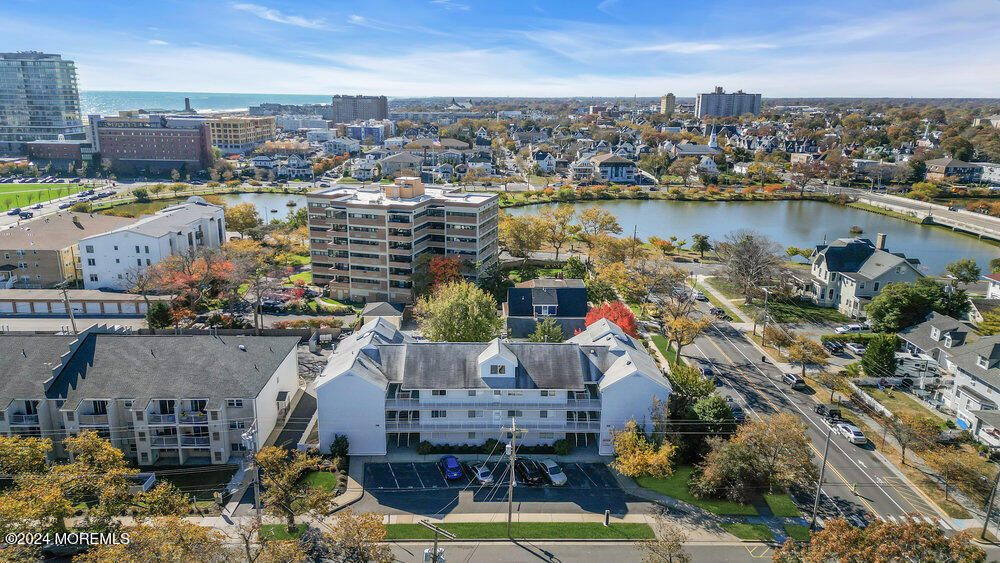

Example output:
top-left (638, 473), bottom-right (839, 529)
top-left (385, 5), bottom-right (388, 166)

top-left (314, 317), bottom-right (669, 456)
top-left (940, 335), bottom-right (1000, 447)
top-left (0, 326), bottom-right (299, 465)
top-left (504, 278), bottom-right (588, 339)
top-left (804, 234), bottom-right (923, 318)
top-left (79, 197), bottom-right (226, 291)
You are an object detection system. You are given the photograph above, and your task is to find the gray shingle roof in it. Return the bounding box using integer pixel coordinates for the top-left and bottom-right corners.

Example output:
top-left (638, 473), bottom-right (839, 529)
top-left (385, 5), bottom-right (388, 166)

top-left (0, 336), bottom-right (76, 407)
top-left (897, 312), bottom-right (973, 358)
top-left (90, 200), bottom-right (222, 240)
top-left (950, 336), bottom-right (1000, 390)
top-left (49, 334), bottom-right (299, 410)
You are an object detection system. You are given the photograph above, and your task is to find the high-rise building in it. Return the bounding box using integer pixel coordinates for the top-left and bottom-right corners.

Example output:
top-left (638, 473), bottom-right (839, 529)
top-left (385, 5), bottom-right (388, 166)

top-left (694, 86), bottom-right (761, 118)
top-left (87, 114), bottom-right (213, 173)
top-left (329, 94), bottom-right (388, 123)
top-left (0, 52), bottom-right (84, 154)
top-left (307, 177), bottom-right (499, 303)
top-left (660, 93), bottom-right (675, 115)
top-left (206, 115), bottom-right (276, 155)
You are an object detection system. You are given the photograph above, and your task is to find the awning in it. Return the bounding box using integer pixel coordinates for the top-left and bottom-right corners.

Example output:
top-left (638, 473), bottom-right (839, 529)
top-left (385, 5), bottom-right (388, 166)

top-left (956, 418), bottom-right (969, 430)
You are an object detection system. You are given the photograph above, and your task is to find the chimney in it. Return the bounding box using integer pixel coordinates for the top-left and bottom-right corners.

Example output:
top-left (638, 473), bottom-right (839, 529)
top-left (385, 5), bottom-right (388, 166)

top-left (876, 233), bottom-right (887, 250)
top-left (184, 97), bottom-right (191, 112)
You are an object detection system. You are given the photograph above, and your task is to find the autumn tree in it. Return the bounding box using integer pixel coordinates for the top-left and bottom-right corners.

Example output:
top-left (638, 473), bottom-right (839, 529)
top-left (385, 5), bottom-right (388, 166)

top-left (980, 310), bottom-right (1000, 336)
top-left (0, 435), bottom-right (51, 474)
top-left (225, 238), bottom-right (283, 331)
top-left (225, 202), bottom-right (263, 237)
top-left (924, 448), bottom-right (996, 505)
top-left (321, 508), bottom-right (393, 563)
top-left (691, 413), bottom-right (817, 503)
top-left (763, 325), bottom-right (793, 354)
top-left (787, 337), bottom-right (828, 379)
top-left (814, 371), bottom-right (851, 403)
top-left (669, 157), bottom-right (699, 187)
top-left (155, 247), bottom-right (237, 311)
top-left (610, 419), bottom-right (676, 478)
top-left (428, 255), bottom-right (463, 288)
top-left (665, 363), bottom-right (716, 414)
top-left (662, 315), bottom-right (710, 366)
top-left (585, 301), bottom-right (639, 338)
top-left (528, 317), bottom-right (564, 342)
top-left (415, 280), bottom-right (503, 342)
top-left (945, 258), bottom-right (981, 288)
top-left (122, 265), bottom-right (163, 332)
top-left (498, 212), bottom-right (545, 260)
top-left (539, 204), bottom-right (576, 260)
top-left (256, 447), bottom-right (337, 532)
top-left (135, 482), bottom-right (193, 518)
top-left (76, 517), bottom-right (232, 562)
top-left (576, 206), bottom-right (622, 258)
top-left (885, 412), bottom-right (939, 465)
top-left (772, 516), bottom-right (984, 563)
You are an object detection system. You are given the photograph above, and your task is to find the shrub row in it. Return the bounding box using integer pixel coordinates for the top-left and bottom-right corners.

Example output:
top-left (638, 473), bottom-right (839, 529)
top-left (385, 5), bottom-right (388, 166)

top-left (820, 332), bottom-right (880, 344)
top-left (415, 438), bottom-right (572, 456)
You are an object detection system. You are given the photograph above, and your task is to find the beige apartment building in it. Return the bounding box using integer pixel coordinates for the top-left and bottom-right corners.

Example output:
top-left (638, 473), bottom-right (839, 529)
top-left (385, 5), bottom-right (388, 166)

top-left (0, 213), bottom-right (136, 288)
top-left (307, 177), bottom-right (499, 303)
top-left (207, 116), bottom-right (276, 156)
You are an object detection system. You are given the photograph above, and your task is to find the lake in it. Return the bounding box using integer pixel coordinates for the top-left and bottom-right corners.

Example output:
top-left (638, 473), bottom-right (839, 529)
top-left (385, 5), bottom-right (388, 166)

top-left (219, 192), bottom-right (306, 224)
top-left (507, 199), bottom-right (998, 275)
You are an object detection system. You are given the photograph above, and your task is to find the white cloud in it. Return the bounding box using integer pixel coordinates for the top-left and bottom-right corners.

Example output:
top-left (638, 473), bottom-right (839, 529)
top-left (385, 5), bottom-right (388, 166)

top-left (148, 39), bottom-right (169, 46)
top-left (625, 41), bottom-right (776, 54)
top-left (231, 3), bottom-right (326, 29)
top-left (429, 0), bottom-right (470, 11)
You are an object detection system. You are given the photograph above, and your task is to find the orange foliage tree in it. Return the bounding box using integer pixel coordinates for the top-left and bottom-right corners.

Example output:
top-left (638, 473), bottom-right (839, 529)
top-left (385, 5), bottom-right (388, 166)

top-left (584, 301), bottom-right (639, 338)
top-left (429, 255), bottom-right (462, 288)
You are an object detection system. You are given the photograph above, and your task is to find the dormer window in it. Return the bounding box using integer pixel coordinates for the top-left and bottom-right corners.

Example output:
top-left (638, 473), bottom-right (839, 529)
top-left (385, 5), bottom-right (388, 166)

top-left (490, 365), bottom-right (506, 375)
top-left (944, 335), bottom-right (953, 348)
top-left (978, 355), bottom-right (989, 369)
top-left (930, 327), bottom-right (940, 341)
top-left (534, 305), bottom-right (557, 317)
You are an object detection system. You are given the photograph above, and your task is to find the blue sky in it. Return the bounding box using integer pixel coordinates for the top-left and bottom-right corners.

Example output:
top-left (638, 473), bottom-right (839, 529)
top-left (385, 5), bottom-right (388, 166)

top-left (3, 0), bottom-right (999, 97)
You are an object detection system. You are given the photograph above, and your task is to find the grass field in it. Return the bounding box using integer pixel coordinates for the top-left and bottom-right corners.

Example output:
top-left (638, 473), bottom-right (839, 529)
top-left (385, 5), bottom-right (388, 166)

top-left (764, 493), bottom-right (802, 517)
top-left (301, 470), bottom-right (339, 490)
top-left (705, 277), bottom-right (850, 324)
top-left (634, 466), bottom-right (758, 516)
top-left (261, 524), bottom-right (307, 540)
top-left (384, 522), bottom-right (655, 540)
top-left (285, 271), bottom-right (313, 285)
top-left (864, 388), bottom-right (948, 430)
top-left (0, 183), bottom-right (84, 212)
top-left (650, 334), bottom-right (681, 365)
top-left (783, 524), bottom-right (812, 541)
top-left (721, 523), bottom-right (773, 541)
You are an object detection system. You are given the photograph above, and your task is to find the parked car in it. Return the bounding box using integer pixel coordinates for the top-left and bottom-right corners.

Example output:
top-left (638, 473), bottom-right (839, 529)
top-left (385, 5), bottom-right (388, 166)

top-left (58, 202), bottom-right (72, 209)
top-left (536, 459), bottom-right (567, 486)
top-left (725, 396), bottom-right (746, 423)
top-left (837, 423), bottom-right (868, 445)
top-left (514, 459), bottom-right (546, 485)
top-left (815, 403), bottom-right (842, 420)
top-left (31, 203), bottom-right (42, 209)
top-left (835, 324), bottom-right (864, 334)
top-left (845, 342), bottom-right (866, 355)
top-left (823, 341), bottom-right (844, 354)
top-left (691, 290), bottom-right (707, 301)
top-left (6, 207), bottom-right (21, 216)
top-left (439, 455), bottom-right (464, 480)
top-left (469, 463), bottom-right (494, 485)
top-left (18, 211), bottom-right (33, 219)
top-left (783, 373), bottom-right (807, 389)
top-left (709, 307), bottom-right (732, 320)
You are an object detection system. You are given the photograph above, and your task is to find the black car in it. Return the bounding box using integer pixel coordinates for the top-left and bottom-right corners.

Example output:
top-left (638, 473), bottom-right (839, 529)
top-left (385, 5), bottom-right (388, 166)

top-left (514, 459), bottom-right (546, 485)
top-left (822, 341), bottom-right (844, 354)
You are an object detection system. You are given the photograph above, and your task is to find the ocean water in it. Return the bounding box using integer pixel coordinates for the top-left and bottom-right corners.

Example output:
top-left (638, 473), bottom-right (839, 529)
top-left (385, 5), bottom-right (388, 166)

top-left (79, 91), bottom-right (331, 116)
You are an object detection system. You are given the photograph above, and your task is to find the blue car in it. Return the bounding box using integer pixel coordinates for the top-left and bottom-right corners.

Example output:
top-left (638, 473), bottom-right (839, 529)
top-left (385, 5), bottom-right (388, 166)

top-left (439, 455), bottom-right (464, 480)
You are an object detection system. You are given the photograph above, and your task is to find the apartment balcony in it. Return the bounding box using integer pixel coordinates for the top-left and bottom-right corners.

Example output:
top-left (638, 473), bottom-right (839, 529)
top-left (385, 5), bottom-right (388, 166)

top-left (8, 414), bottom-right (40, 426)
top-left (385, 398), bottom-right (601, 410)
top-left (150, 435), bottom-right (179, 447)
top-left (385, 420), bottom-right (600, 432)
top-left (148, 413), bottom-right (177, 424)
top-left (178, 411), bottom-right (208, 424)
top-left (350, 217), bottom-right (385, 227)
top-left (180, 436), bottom-right (211, 447)
top-left (78, 414), bottom-right (110, 426)
top-left (352, 256), bottom-right (384, 267)
top-left (448, 241), bottom-right (478, 250)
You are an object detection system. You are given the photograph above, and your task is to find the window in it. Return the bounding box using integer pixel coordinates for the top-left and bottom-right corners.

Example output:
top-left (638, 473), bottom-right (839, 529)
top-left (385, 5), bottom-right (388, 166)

top-left (85, 245), bottom-right (94, 253)
top-left (467, 390), bottom-right (477, 397)
top-left (539, 432), bottom-right (554, 439)
top-left (140, 453), bottom-right (148, 462)
top-left (229, 420), bottom-right (245, 429)
top-left (145, 259), bottom-right (151, 266)
top-left (539, 410), bottom-right (548, 418)
top-left (930, 327), bottom-right (940, 341)
top-left (506, 410), bottom-right (523, 417)
top-left (873, 282), bottom-right (880, 291)
top-left (468, 432), bottom-right (476, 439)
top-left (115, 259), bottom-right (119, 263)
top-left (136, 259), bottom-right (142, 266)
top-left (135, 246), bottom-right (140, 253)
top-left (978, 355), bottom-right (990, 369)
top-left (87, 258), bottom-right (96, 266)
top-left (89, 274), bottom-right (98, 282)
top-left (113, 246), bottom-right (118, 251)
top-left (468, 410), bottom-right (477, 418)
top-left (431, 410), bottom-right (446, 418)
top-left (227, 399), bottom-right (243, 408)
top-left (432, 390), bottom-right (446, 396)
top-left (144, 246), bottom-right (149, 253)
top-left (490, 364), bottom-right (506, 375)
top-left (231, 442), bottom-right (246, 452)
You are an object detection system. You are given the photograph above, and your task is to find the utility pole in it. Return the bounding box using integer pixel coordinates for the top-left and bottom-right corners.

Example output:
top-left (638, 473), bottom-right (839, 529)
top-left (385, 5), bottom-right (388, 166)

top-left (419, 520), bottom-right (456, 563)
top-left (242, 421), bottom-right (262, 523)
top-left (759, 287), bottom-right (771, 344)
top-left (501, 418), bottom-right (528, 538)
top-left (810, 427), bottom-right (833, 530)
top-left (981, 463), bottom-right (1000, 541)
top-left (57, 281), bottom-right (78, 335)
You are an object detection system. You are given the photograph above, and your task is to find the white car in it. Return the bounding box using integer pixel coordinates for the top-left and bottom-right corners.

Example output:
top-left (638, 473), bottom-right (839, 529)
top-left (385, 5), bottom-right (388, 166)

top-left (845, 342), bottom-right (866, 355)
top-left (470, 463), bottom-right (494, 485)
top-left (835, 324), bottom-right (864, 334)
top-left (540, 459), bottom-right (567, 486)
top-left (837, 423), bottom-right (867, 445)
top-left (691, 290), bottom-right (707, 301)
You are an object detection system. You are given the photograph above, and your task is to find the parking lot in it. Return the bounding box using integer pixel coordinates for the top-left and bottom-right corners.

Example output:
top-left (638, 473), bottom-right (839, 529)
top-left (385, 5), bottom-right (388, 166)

top-left (358, 460), bottom-right (636, 516)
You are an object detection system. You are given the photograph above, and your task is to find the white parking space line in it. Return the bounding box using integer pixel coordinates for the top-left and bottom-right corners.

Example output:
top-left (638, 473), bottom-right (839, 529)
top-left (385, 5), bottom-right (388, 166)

top-left (412, 462), bottom-right (426, 488)
top-left (575, 463), bottom-right (599, 487)
top-left (386, 463), bottom-right (400, 488)
top-left (938, 519), bottom-right (953, 531)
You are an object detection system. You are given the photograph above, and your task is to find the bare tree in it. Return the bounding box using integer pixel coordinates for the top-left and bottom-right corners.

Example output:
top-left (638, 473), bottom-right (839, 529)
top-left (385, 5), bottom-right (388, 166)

top-left (716, 229), bottom-right (782, 302)
top-left (123, 265), bottom-right (164, 334)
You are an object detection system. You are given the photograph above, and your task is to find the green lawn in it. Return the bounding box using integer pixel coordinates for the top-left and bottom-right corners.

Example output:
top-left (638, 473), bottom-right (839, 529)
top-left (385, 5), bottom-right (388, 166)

top-left (286, 253), bottom-right (311, 266)
top-left (285, 271), bottom-right (313, 285)
top-left (0, 183), bottom-right (85, 212)
top-left (384, 522), bottom-right (654, 540)
top-left (864, 388), bottom-right (948, 430)
top-left (783, 524), bottom-right (812, 542)
top-left (634, 466), bottom-right (758, 516)
top-left (764, 493), bottom-right (802, 517)
top-left (261, 524), bottom-right (308, 540)
top-left (721, 523), bottom-right (773, 541)
top-left (651, 334), bottom-right (682, 366)
top-left (302, 470), bottom-right (339, 491)
top-left (705, 277), bottom-right (850, 324)
top-left (507, 266), bottom-right (563, 283)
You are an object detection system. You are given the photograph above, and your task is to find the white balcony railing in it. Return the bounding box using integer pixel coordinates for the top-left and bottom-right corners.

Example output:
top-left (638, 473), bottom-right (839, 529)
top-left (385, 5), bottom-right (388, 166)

top-left (178, 411), bottom-right (208, 424)
top-left (384, 398), bottom-right (601, 410)
top-left (9, 414), bottom-right (39, 425)
top-left (147, 413), bottom-right (176, 424)
top-left (150, 436), bottom-right (179, 447)
top-left (180, 436), bottom-right (210, 447)
top-left (384, 420), bottom-right (600, 432)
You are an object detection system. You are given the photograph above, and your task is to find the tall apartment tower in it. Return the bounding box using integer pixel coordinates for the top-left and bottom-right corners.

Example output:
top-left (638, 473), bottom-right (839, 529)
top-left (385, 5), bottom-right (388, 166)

top-left (329, 94), bottom-right (388, 123)
top-left (659, 93), bottom-right (676, 115)
top-left (694, 86), bottom-right (761, 118)
top-left (0, 52), bottom-right (84, 154)
top-left (307, 177), bottom-right (499, 303)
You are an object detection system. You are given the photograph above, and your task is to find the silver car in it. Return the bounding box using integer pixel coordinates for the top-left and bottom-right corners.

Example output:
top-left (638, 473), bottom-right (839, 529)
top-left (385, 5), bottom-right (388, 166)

top-left (540, 459), bottom-right (567, 486)
top-left (837, 423), bottom-right (867, 445)
top-left (470, 463), bottom-right (494, 484)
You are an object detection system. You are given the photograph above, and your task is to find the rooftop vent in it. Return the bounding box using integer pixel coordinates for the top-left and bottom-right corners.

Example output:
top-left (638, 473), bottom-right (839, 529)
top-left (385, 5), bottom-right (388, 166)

top-left (239, 344), bottom-right (247, 351)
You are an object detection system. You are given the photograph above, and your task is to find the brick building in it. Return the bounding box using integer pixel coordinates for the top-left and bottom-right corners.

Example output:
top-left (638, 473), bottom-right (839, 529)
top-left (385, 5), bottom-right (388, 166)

top-left (87, 114), bottom-right (213, 173)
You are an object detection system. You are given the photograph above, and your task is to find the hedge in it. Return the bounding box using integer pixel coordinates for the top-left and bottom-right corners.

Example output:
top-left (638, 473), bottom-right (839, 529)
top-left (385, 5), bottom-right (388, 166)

top-left (415, 438), bottom-right (572, 456)
top-left (820, 332), bottom-right (880, 344)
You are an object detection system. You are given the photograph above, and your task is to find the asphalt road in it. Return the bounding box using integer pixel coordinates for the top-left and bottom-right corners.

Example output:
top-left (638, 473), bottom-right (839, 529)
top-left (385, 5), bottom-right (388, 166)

top-left (684, 303), bottom-right (959, 532)
top-left (831, 185), bottom-right (1000, 236)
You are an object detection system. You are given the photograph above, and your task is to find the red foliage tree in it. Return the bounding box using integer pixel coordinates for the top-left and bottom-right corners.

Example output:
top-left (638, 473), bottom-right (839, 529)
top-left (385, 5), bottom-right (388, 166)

top-left (584, 301), bottom-right (639, 338)
top-left (428, 255), bottom-right (462, 288)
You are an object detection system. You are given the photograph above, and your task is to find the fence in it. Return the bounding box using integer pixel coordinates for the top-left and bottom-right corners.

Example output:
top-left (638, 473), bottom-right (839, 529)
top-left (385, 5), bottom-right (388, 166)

top-left (846, 379), bottom-right (894, 419)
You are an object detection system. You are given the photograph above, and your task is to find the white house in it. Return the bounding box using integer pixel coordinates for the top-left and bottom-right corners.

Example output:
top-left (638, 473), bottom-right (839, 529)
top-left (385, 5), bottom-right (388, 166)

top-left (532, 150), bottom-right (557, 174)
top-left (0, 328), bottom-right (299, 465)
top-left (314, 318), bottom-right (670, 456)
top-left (351, 159), bottom-right (377, 181)
top-left (698, 156), bottom-right (720, 176)
top-left (322, 137), bottom-right (361, 155)
top-left (79, 197), bottom-right (226, 290)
